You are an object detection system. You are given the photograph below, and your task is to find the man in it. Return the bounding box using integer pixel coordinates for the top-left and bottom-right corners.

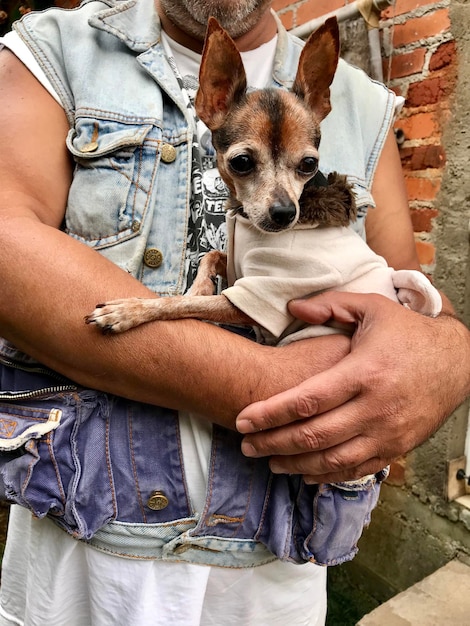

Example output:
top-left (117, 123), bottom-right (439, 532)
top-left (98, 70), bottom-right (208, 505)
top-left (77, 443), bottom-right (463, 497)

top-left (0, 1), bottom-right (468, 624)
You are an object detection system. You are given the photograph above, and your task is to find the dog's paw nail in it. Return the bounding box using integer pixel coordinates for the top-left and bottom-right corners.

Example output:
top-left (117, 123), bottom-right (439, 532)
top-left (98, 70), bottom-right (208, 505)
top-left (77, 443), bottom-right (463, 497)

top-left (95, 303), bottom-right (105, 309)
top-left (102, 325), bottom-right (115, 335)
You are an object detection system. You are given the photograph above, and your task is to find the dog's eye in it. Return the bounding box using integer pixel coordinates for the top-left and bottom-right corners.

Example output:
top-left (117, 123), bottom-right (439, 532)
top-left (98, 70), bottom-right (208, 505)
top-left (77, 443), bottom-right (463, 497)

top-left (297, 157), bottom-right (319, 175)
top-left (229, 154), bottom-right (255, 175)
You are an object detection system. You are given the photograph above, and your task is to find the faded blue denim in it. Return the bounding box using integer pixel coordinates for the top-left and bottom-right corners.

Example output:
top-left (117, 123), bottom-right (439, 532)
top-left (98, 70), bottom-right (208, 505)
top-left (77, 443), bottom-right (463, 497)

top-left (0, 0), bottom-right (394, 567)
top-left (0, 344), bottom-right (387, 567)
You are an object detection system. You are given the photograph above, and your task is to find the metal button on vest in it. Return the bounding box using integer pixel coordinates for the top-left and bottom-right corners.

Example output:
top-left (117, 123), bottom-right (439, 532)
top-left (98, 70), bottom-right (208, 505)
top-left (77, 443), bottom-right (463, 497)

top-left (80, 140), bottom-right (99, 153)
top-left (144, 248), bottom-right (163, 268)
top-left (161, 143), bottom-right (177, 163)
top-left (147, 490), bottom-right (169, 511)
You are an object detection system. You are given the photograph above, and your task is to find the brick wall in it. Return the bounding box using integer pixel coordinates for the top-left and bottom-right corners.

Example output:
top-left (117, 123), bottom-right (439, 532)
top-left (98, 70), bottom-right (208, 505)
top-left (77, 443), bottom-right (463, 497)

top-left (273, 0), bottom-right (457, 277)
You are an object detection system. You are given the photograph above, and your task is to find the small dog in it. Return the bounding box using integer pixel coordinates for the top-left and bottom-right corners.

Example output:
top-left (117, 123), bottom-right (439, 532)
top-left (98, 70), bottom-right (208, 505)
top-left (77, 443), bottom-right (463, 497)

top-left (85, 17), bottom-right (441, 341)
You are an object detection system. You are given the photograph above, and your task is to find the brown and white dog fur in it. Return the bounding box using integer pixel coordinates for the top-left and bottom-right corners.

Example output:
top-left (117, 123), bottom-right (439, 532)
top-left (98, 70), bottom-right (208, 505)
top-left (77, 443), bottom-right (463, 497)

top-left (85, 17), bottom-right (355, 333)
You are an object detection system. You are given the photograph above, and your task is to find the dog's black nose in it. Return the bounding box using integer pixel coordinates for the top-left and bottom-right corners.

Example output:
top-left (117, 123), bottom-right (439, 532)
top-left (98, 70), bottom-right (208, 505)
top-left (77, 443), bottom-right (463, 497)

top-left (269, 202), bottom-right (297, 227)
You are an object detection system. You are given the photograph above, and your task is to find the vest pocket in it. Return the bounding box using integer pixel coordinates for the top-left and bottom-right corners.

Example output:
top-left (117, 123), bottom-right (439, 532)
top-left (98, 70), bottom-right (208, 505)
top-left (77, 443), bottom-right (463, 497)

top-left (293, 470), bottom-right (387, 566)
top-left (0, 386), bottom-right (116, 540)
top-left (65, 116), bottom-right (157, 249)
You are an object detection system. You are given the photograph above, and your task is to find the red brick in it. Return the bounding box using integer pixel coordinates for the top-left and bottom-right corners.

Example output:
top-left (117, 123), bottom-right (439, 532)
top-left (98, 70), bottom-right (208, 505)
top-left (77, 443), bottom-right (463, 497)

top-left (401, 144), bottom-right (446, 170)
top-left (415, 240), bottom-right (436, 265)
top-left (429, 40), bottom-right (457, 71)
top-left (297, 0), bottom-right (344, 23)
top-left (272, 0), bottom-right (297, 11)
top-left (388, 458), bottom-right (407, 487)
top-left (410, 207), bottom-right (439, 232)
top-left (387, 48), bottom-right (426, 79)
top-left (406, 175), bottom-right (441, 202)
top-left (412, 145), bottom-right (446, 169)
top-left (406, 76), bottom-right (452, 107)
top-left (398, 112), bottom-right (438, 141)
top-left (392, 10), bottom-right (450, 47)
top-left (398, 145), bottom-right (414, 161)
top-left (277, 10), bottom-right (294, 30)
top-left (383, 0), bottom-right (430, 18)
top-left (391, 85), bottom-right (404, 98)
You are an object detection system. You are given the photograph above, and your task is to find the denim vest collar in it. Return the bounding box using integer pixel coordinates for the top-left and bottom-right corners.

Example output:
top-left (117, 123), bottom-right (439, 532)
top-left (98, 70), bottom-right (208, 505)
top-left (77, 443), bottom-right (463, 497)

top-left (88, 0), bottom-right (192, 124)
top-left (88, 0), bottom-right (160, 52)
top-left (271, 11), bottom-right (303, 88)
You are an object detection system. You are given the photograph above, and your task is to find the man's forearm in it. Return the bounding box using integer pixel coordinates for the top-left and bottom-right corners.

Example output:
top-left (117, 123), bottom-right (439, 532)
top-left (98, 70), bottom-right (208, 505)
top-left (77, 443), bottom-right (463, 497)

top-left (0, 214), bottom-right (350, 427)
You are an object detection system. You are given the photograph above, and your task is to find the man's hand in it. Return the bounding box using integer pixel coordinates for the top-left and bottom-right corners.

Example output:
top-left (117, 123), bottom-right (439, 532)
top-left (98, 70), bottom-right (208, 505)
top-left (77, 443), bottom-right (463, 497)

top-left (236, 292), bottom-right (470, 483)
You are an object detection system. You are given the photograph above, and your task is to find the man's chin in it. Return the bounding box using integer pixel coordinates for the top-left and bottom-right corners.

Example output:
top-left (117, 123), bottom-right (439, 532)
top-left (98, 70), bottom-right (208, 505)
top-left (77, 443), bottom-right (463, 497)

top-left (159, 0), bottom-right (272, 41)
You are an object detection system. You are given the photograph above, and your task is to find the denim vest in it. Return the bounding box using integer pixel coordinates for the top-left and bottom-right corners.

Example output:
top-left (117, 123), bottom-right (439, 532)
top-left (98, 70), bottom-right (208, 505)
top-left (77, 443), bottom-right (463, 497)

top-left (0, 0), bottom-right (394, 567)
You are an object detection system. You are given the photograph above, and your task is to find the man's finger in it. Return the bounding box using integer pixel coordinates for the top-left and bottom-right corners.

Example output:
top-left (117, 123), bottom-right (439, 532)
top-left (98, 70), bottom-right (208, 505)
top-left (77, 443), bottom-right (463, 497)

top-left (288, 291), bottom-right (383, 326)
top-left (239, 403), bottom-right (364, 457)
top-left (301, 456), bottom-right (388, 484)
top-left (236, 352), bottom-right (362, 434)
top-left (265, 434), bottom-right (379, 475)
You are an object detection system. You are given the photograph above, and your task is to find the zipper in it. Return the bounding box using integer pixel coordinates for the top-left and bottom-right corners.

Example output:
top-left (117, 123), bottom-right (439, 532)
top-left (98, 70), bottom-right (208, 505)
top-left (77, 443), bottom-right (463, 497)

top-left (0, 356), bottom-right (77, 400)
top-left (0, 355), bottom-right (73, 383)
top-left (0, 387), bottom-right (77, 401)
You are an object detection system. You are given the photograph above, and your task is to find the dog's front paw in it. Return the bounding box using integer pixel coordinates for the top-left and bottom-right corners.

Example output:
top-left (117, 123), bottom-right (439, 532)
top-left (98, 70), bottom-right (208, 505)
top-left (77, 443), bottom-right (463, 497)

top-left (85, 298), bottom-right (147, 334)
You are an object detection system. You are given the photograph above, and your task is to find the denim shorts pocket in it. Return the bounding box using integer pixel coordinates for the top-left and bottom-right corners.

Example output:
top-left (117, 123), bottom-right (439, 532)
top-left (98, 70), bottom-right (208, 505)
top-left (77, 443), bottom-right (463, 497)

top-left (0, 389), bottom-right (116, 539)
top-left (65, 114), bottom-right (158, 249)
top-left (293, 470), bottom-right (388, 566)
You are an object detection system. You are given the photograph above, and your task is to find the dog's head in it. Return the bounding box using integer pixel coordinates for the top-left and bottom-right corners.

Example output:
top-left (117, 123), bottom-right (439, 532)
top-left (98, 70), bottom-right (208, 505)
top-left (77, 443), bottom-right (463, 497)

top-left (195, 16), bottom-right (340, 233)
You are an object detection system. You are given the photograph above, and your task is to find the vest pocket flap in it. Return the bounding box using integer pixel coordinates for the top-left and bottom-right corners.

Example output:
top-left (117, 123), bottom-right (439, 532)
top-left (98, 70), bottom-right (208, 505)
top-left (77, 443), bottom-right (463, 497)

top-left (67, 118), bottom-right (153, 158)
top-left (0, 403), bottom-right (62, 452)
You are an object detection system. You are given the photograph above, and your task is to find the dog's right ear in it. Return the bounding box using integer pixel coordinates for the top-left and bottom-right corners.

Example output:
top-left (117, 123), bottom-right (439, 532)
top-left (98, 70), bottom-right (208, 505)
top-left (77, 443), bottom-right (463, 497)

top-left (195, 17), bottom-right (247, 130)
top-left (293, 17), bottom-right (340, 123)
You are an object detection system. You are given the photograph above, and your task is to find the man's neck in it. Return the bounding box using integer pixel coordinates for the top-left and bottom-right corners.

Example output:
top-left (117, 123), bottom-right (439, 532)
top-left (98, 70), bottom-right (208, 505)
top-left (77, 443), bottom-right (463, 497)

top-left (156, 3), bottom-right (277, 53)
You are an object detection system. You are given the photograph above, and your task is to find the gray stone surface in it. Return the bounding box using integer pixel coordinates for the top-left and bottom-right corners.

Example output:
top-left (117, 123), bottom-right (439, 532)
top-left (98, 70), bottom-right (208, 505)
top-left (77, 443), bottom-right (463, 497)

top-left (357, 559), bottom-right (470, 625)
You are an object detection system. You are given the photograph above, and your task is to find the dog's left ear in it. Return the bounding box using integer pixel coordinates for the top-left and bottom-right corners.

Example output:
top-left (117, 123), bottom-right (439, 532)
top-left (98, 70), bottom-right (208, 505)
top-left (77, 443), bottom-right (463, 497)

top-left (195, 17), bottom-right (247, 130)
top-left (293, 17), bottom-right (340, 122)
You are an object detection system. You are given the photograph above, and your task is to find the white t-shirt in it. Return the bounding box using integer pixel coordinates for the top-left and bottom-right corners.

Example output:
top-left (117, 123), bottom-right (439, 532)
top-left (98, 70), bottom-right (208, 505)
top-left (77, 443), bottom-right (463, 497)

top-left (0, 31), bottom-right (327, 626)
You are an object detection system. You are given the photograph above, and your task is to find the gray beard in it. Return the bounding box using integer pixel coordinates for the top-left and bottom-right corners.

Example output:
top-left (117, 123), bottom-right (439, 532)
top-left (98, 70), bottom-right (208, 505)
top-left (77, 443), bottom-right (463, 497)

top-left (160, 0), bottom-right (272, 39)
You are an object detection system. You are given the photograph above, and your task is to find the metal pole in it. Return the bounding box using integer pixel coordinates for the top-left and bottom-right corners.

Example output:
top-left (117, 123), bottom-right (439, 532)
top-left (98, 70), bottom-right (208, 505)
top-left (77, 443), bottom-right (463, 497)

top-left (368, 27), bottom-right (384, 82)
top-left (290, 0), bottom-right (394, 39)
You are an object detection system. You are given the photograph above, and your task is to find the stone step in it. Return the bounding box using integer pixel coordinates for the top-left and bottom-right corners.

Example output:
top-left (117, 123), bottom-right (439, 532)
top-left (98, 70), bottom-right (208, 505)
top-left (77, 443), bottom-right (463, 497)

top-left (357, 559), bottom-right (470, 625)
